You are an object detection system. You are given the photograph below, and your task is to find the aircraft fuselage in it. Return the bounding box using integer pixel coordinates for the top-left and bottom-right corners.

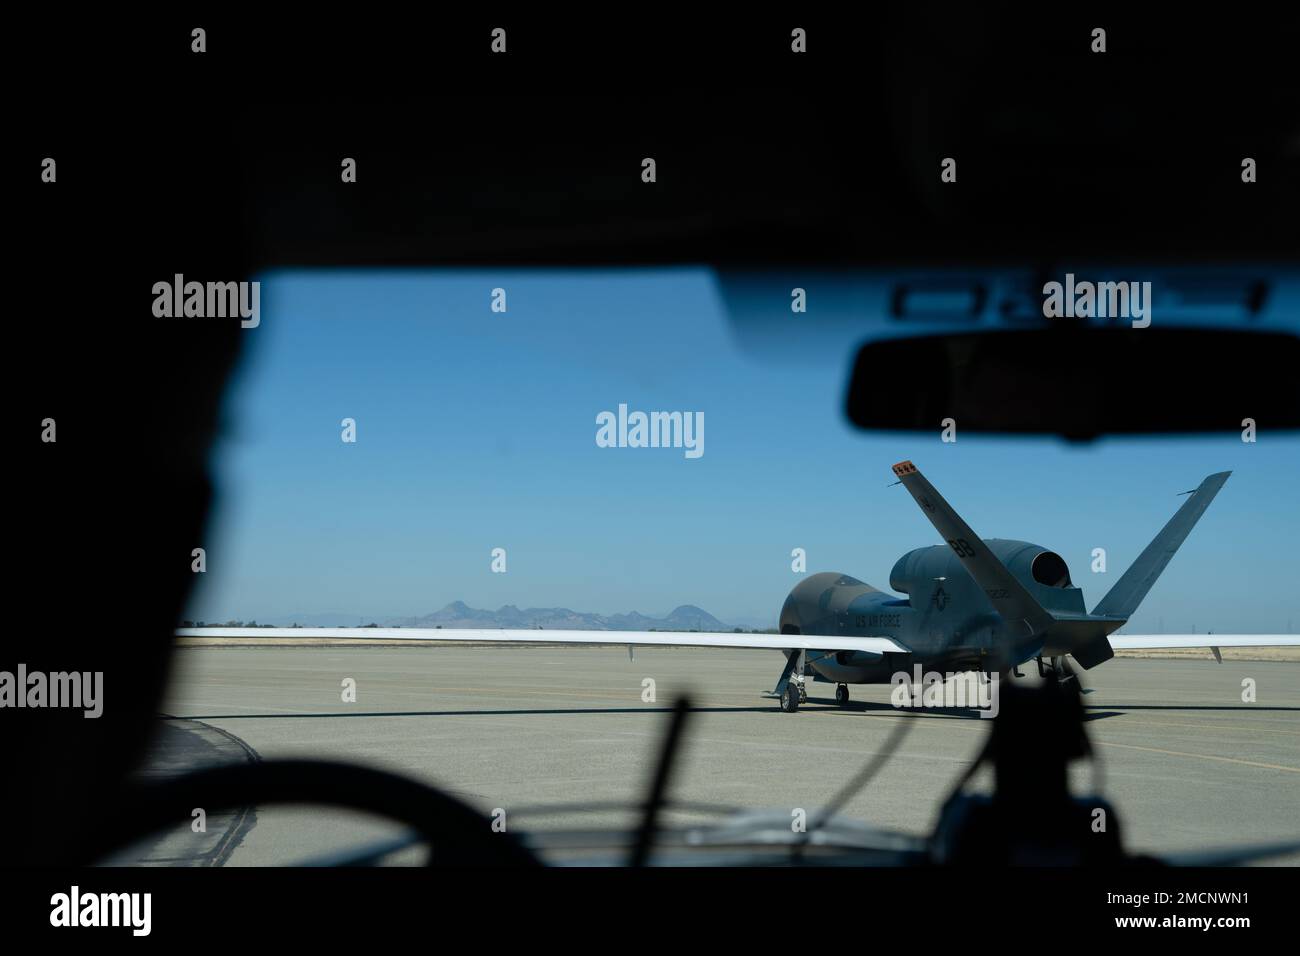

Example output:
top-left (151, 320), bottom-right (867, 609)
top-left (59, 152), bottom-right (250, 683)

top-left (779, 539), bottom-right (1093, 684)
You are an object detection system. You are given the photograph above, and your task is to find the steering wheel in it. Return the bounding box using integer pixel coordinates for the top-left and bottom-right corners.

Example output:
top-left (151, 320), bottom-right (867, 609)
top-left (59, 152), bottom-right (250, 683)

top-left (86, 758), bottom-right (542, 867)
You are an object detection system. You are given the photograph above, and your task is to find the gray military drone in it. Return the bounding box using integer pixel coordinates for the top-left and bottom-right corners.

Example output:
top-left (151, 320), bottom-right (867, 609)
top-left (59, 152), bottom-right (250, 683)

top-left (180, 461), bottom-right (1298, 712)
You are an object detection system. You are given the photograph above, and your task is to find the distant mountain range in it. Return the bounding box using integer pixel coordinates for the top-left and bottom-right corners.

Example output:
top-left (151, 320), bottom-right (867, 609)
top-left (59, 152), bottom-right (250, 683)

top-left (386, 601), bottom-right (737, 632)
top-left (208, 602), bottom-right (753, 632)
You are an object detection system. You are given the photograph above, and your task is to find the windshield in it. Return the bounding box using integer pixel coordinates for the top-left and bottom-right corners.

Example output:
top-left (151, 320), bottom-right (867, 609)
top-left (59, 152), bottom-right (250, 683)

top-left (148, 268), bottom-right (1300, 866)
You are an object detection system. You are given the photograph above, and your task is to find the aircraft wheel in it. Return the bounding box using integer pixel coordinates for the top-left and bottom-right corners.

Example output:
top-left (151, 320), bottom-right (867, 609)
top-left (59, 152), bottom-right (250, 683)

top-left (779, 685), bottom-right (800, 713)
top-left (835, 684), bottom-right (850, 707)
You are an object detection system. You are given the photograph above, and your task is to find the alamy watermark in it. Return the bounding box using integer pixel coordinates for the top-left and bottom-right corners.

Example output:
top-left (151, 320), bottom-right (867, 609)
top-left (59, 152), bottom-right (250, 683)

top-left (0, 665), bottom-right (103, 718)
top-left (890, 666), bottom-right (1000, 719)
top-left (596, 403), bottom-right (704, 459)
top-left (50, 886), bottom-right (150, 936)
top-left (1042, 273), bottom-right (1151, 328)
top-left (152, 274), bottom-right (260, 328)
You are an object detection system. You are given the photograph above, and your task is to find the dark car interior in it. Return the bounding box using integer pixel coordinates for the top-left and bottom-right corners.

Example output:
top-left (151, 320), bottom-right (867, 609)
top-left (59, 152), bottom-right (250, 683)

top-left (9, 4), bottom-right (1298, 896)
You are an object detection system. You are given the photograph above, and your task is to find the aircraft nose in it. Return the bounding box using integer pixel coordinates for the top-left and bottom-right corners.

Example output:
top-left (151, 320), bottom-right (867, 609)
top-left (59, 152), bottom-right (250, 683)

top-left (778, 596), bottom-right (802, 635)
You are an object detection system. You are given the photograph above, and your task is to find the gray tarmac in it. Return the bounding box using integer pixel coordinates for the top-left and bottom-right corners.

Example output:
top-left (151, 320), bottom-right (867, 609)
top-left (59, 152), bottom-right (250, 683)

top-left (151, 645), bottom-right (1300, 866)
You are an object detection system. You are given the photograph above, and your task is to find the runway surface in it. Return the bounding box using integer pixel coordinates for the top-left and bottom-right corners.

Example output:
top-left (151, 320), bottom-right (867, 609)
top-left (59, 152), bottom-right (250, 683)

top-left (151, 645), bottom-right (1300, 865)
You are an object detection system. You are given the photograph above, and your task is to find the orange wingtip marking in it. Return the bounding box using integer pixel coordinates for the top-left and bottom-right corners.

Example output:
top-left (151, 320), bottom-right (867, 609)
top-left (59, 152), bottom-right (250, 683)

top-left (892, 460), bottom-right (917, 476)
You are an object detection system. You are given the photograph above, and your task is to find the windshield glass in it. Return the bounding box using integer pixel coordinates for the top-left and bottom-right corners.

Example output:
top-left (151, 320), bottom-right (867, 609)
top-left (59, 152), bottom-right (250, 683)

top-left (155, 268), bottom-right (1300, 866)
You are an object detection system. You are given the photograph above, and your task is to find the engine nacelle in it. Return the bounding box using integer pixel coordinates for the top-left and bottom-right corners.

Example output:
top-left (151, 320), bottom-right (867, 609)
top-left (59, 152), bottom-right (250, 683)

top-left (889, 539), bottom-right (1085, 615)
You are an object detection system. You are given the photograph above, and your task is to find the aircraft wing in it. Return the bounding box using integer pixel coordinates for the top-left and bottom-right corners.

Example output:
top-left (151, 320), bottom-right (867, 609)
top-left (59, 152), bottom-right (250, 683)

top-left (1091, 471), bottom-right (1231, 618)
top-left (1109, 634), bottom-right (1300, 650)
top-left (174, 628), bottom-right (911, 654)
top-left (891, 460), bottom-right (1055, 636)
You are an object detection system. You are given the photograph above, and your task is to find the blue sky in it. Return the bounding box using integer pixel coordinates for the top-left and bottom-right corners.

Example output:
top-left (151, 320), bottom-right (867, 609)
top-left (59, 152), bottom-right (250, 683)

top-left (187, 270), bottom-right (1298, 634)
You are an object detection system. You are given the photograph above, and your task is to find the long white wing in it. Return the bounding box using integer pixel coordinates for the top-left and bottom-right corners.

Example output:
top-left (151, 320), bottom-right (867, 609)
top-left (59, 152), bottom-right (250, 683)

top-left (175, 627), bottom-right (910, 654)
top-left (1110, 634), bottom-right (1299, 650)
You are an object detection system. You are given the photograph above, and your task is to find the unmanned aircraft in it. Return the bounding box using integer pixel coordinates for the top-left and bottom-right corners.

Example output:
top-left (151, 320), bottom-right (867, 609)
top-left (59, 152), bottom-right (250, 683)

top-left (179, 462), bottom-right (1299, 712)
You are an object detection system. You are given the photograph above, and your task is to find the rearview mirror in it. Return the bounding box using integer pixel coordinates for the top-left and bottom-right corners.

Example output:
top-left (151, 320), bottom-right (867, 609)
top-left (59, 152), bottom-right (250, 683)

top-left (843, 328), bottom-right (1300, 441)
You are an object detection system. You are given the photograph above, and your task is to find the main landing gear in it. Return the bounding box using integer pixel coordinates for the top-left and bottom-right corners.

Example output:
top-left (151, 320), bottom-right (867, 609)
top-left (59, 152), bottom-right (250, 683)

top-left (766, 650), bottom-right (809, 713)
top-left (835, 683), bottom-right (850, 707)
top-left (1036, 655), bottom-right (1076, 683)
top-left (779, 676), bottom-right (807, 712)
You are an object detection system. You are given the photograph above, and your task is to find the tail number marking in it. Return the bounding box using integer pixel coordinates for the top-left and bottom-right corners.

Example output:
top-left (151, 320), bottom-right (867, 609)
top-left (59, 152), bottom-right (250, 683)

top-left (948, 538), bottom-right (977, 558)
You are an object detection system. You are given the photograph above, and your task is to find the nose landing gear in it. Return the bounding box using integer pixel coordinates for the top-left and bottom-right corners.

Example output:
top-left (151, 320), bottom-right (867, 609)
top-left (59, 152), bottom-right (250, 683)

top-left (835, 684), bottom-right (850, 707)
